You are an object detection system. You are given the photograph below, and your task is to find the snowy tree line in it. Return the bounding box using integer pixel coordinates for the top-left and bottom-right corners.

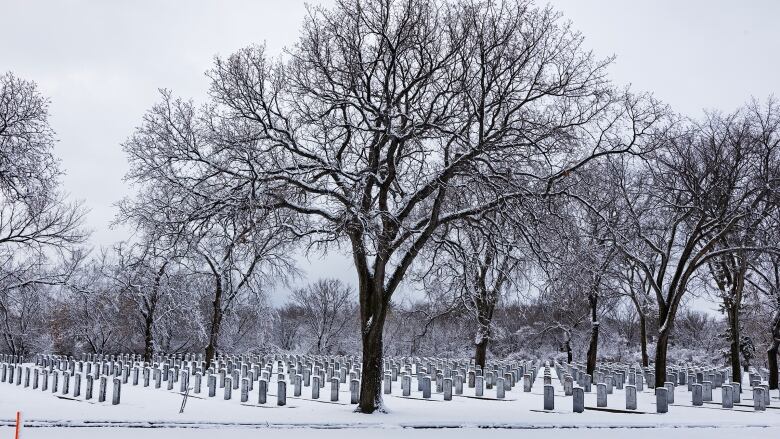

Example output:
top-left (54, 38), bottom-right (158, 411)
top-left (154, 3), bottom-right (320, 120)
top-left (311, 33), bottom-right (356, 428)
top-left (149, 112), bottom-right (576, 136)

top-left (1, 0), bottom-right (779, 414)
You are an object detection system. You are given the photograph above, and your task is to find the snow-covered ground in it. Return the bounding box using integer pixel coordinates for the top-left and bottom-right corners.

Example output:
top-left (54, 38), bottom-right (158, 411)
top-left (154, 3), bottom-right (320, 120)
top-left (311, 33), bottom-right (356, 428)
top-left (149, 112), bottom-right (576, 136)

top-left (2, 364), bottom-right (779, 438)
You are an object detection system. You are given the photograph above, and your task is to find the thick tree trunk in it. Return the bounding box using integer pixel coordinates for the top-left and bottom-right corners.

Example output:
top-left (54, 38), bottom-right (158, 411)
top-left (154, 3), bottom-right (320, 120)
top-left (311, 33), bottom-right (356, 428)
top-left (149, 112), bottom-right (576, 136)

top-left (654, 327), bottom-right (670, 388)
top-left (143, 315), bottom-right (154, 363)
top-left (565, 338), bottom-right (573, 364)
top-left (586, 295), bottom-right (599, 376)
top-left (205, 281), bottom-right (223, 366)
top-left (726, 301), bottom-right (742, 384)
top-left (638, 312), bottom-right (649, 367)
top-left (475, 339), bottom-right (488, 369)
top-left (769, 341), bottom-right (779, 391)
top-left (769, 310), bottom-right (780, 390)
top-left (357, 305), bottom-right (386, 413)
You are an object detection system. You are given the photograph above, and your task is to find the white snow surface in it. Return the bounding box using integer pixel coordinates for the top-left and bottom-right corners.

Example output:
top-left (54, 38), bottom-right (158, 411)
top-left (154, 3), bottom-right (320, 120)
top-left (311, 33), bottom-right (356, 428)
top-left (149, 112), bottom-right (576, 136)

top-left (1, 364), bottom-right (779, 438)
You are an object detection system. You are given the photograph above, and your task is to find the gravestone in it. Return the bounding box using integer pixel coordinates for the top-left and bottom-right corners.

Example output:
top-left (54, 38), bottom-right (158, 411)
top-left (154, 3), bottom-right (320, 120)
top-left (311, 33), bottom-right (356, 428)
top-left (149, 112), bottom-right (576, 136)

top-left (664, 382), bottom-right (675, 404)
top-left (573, 386), bottom-right (584, 413)
top-left (692, 383), bottom-right (703, 406)
top-left (311, 376), bottom-right (320, 399)
top-left (98, 376), bottom-right (107, 402)
top-left (208, 374), bottom-right (216, 397)
top-left (656, 387), bottom-right (668, 413)
top-left (278, 380), bottom-right (287, 406)
top-left (626, 384), bottom-right (637, 410)
top-left (350, 379), bottom-right (360, 404)
top-left (241, 378), bottom-right (249, 402)
top-left (596, 383), bottom-right (607, 407)
top-left (330, 377), bottom-right (339, 401)
top-left (257, 378), bottom-right (267, 404)
top-left (112, 378), bottom-right (121, 405)
top-left (754, 387), bottom-right (766, 411)
top-left (721, 385), bottom-right (733, 409)
top-left (222, 376), bottom-right (232, 399)
top-left (543, 384), bottom-right (554, 410)
top-left (86, 374), bottom-right (94, 400)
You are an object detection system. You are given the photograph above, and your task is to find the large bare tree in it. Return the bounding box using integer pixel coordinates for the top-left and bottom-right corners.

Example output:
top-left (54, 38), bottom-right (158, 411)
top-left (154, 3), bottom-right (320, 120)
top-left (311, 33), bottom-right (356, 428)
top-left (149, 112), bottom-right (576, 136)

top-left (613, 102), bottom-right (780, 387)
top-left (126, 0), bottom-right (659, 411)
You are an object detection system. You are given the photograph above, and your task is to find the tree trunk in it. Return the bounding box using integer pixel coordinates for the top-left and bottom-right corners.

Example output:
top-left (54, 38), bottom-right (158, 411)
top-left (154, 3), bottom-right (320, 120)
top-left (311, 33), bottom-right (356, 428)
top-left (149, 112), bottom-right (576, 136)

top-left (769, 340), bottom-right (779, 391)
top-left (586, 295), bottom-right (599, 376)
top-left (143, 315), bottom-right (154, 363)
top-left (638, 312), bottom-right (649, 367)
top-left (565, 338), bottom-right (573, 364)
top-left (769, 310), bottom-right (780, 390)
top-left (475, 339), bottom-right (488, 369)
top-left (726, 300), bottom-right (742, 384)
top-left (205, 281), bottom-right (223, 366)
top-left (357, 299), bottom-right (386, 413)
top-left (654, 327), bottom-right (670, 388)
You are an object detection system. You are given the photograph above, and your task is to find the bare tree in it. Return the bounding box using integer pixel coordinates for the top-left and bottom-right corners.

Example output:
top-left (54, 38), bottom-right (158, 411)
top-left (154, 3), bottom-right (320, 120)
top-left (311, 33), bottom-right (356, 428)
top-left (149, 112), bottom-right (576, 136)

top-left (422, 211), bottom-right (526, 368)
top-left (197, 0), bottom-right (658, 412)
top-left (121, 98), bottom-right (298, 365)
top-left (0, 72), bottom-right (86, 253)
top-left (615, 259), bottom-right (655, 367)
top-left (290, 278), bottom-right (356, 354)
top-left (613, 102), bottom-right (780, 387)
top-left (747, 208), bottom-right (780, 390)
top-left (110, 236), bottom-right (182, 362)
top-left (0, 72), bottom-right (87, 356)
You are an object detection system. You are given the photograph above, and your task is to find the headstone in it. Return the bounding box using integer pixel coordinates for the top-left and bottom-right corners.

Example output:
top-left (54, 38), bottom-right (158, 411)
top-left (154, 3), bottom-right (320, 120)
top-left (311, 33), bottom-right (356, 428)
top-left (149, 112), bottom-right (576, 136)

top-left (241, 378), bottom-right (249, 402)
top-left (702, 381), bottom-right (713, 402)
top-left (224, 377), bottom-right (232, 399)
top-left (112, 378), bottom-right (121, 405)
top-left (384, 373), bottom-right (391, 394)
top-left (597, 383), bottom-right (607, 407)
top-left (692, 383), bottom-right (703, 406)
top-left (330, 377), bottom-right (339, 401)
top-left (656, 387), bottom-right (668, 413)
top-left (626, 384), bottom-right (637, 410)
top-left (721, 385), bottom-right (733, 409)
top-left (350, 379), bottom-right (359, 404)
top-left (294, 374), bottom-right (302, 397)
top-left (523, 374), bottom-right (532, 392)
top-left (573, 386), bottom-right (584, 413)
top-left (74, 373), bottom-right (81, 398)
top-left (543, 384), bottom-right (554, 410)
top-left (208, 374), bottom-right (216, 397)
top-left (86, 374), bottom-right (93, 400)
top-left (311, 376), bottom-right (320, 399)
top-left (564, 375), bottom-right (573, 396)
top-left (443, 378), bottom-right (452, 401)
top-left (62, 372), bottom-right (70, 395)
top-left (754, 387), bottom-right (766, 411)
top-left (664, 382), bottom-right (675, 404)
top-left (422, 376), bottom-right (431, 399)
top-left (98, 376), bottom-right (107, 402)
top-left (278, 380), bottom-right (287, 406)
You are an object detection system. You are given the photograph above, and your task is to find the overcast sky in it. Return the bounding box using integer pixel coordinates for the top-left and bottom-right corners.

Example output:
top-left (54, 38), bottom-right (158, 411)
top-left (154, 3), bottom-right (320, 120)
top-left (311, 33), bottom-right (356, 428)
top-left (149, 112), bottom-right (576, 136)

top-left (1, 0), bottom-right (778, 307)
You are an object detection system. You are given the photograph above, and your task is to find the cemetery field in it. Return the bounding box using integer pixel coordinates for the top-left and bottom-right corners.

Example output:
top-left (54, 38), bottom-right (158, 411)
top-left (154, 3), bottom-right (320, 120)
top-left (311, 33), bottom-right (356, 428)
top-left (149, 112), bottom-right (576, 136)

top-left (2, 358), bottom-right (780, 438)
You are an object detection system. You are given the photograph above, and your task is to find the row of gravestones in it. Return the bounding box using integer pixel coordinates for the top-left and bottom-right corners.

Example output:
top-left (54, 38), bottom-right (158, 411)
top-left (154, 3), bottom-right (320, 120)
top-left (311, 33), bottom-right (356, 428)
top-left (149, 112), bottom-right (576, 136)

top-left (0, 354), bottom-right (24, 364)
top-left (38, 352), bottom-right (773, 412)
top-left (0, 362), bottom-right (121, 404)
top-left (26, 353), bottom-right (546, 407)
top-left (554, 360), bottom-right (775, 413)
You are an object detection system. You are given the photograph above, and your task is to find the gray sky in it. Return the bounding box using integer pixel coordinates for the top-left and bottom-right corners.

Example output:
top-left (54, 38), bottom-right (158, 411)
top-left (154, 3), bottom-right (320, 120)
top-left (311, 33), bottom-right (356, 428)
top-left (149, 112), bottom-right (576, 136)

top-left (1, 0), bottom-right (778, 307)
